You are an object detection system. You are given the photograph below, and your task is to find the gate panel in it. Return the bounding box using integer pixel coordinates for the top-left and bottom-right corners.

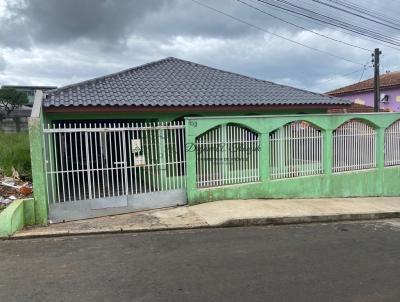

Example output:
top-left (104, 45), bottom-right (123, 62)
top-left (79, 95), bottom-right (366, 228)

top-left (43, 121), bottom-right (186, 222)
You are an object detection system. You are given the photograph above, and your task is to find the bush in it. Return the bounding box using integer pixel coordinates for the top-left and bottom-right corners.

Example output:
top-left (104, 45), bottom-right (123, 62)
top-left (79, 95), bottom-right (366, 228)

top-left (0, 132), bottom-right (31, 180)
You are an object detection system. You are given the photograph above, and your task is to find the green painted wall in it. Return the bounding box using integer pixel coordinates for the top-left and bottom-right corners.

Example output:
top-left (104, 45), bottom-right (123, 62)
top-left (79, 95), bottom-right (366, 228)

top-left (0, 199), bottom-right (35, 237)
top-left (185, 113), bottom-right (400, 204)
top-left (33, 110), bottom-right (399, 223)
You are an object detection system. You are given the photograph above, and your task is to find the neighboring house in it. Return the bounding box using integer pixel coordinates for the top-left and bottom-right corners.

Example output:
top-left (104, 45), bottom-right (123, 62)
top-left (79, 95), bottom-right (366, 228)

top-left (33, 57), bottom-right (355, 222)
top-left (327, 71), bottom-right (400, 112)
top-left (1, 85), bottom-right (57, 106)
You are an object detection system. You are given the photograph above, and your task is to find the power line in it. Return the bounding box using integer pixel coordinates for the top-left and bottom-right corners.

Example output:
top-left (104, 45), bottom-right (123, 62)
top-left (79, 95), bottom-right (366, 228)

top-left (321, 66), bottom-right (372, 84)
top-left (358, 58), bottom-right (371, 82)
top-left (255, 0), bottom-right (400, 47)
top-left (247, 0), bottom-right (400, 51)
top-left (237, 0), bottom-right (371, 52)
top-left (322, 0), bottom-right (400, 30)
top-left (280, 0), bottom-right (400, 44)
top-left (190, 0), bottom-right (364, 66)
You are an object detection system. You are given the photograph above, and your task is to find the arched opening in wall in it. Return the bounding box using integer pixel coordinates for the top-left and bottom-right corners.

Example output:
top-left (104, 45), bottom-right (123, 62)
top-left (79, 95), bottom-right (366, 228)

top-left (384, 120), bottom-right (400, 167)
top-left (333, 119), bottom-right (376, 173)
top-left (269, 120), bottom-right (323, 179)
top-left (195, 123), bottom-right (259, 188)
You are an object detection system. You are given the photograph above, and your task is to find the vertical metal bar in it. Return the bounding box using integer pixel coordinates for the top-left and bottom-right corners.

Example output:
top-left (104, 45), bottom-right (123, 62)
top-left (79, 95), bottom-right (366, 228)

top-left (58, 125), bottom-right (66, 202)
top-left (99, 128), bottom-right (106, 198)
top-left (94, 127), bottom-right (100, 198)
top-left (79, 124), bottom-right (86, 200)
top-left (143, 123), bottom-right (149, 193)
top-left (150, 124), bottom-right (156, 192)
top-left (73, 123), bottom-right (81, 200)
top-left (112, 123), bottom-right (119, 195)
top-left (104, 128), bottom-right (112, 197)
top-left (42, 126), bottom-right (50, 206)
top-left (48, 124), bottom-right (56, 204)
top-left (68, 125), bottom-right (76, 201)
top-left (153, 123), bottom-right (160, 192)
top-left (122, 128), bottom-right (128, 196)
top-left (196, 131), bottom-right (200, 187)
top-left (53, 126), bottom-right (61, 202)
top-left (177, 123), bottom-right (183, 188)
top-left (137, 123), bottom-right (143, 193)
top-left (172, 122), bottom-right (178, 189)
top-left (63, 127), bottom-right (71, 202)
top-left (85, 128), bottom-right (92, 200)
top-left (118, 123), bottom-right (124, 195)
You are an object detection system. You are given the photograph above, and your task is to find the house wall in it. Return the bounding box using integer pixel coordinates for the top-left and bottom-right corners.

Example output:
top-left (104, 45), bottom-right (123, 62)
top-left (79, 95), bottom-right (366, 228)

top-left (32, 108), bottom-right (400, 223)
top-left (338, 87), bottom-right (400, 112)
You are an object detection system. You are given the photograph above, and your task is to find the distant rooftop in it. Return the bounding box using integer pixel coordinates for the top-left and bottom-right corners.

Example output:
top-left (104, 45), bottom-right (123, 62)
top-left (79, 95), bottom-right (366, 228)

top-left (43, 57), bottom-right (349, 108)
top-left (1, 85), bottom-right (57, 90)
top-left (328, 71), bottom-right (400, 96)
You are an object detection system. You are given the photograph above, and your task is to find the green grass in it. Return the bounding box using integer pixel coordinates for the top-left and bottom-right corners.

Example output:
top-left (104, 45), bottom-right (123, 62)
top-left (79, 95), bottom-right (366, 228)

top-left (0, 132), bottom-right (31, 180)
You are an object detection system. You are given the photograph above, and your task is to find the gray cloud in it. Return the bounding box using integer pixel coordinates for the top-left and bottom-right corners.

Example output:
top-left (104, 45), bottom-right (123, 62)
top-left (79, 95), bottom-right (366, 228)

top-left (2, 0), bottom-right (168, 47)
top-left (0, 54), bottom-right (6, 70)
top-left (0, 0), bottom-right (399, 93)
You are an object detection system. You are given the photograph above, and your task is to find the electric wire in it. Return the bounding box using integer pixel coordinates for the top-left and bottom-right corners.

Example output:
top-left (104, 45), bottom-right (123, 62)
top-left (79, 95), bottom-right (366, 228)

top-left (190, 0), bottom-right (365, 66)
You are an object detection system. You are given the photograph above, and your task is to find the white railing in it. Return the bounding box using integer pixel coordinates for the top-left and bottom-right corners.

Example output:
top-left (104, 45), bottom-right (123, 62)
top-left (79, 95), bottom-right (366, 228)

top-left (196, 124), bottom-right (259, 188)
top-left (385, 120), bottom-right (400, 167)
top-left (333, 119), bottom-right (376, 173)
top-left (42, 121), bottom-right (186, 204)
top-left (269, 121), bottom-right (323, 180)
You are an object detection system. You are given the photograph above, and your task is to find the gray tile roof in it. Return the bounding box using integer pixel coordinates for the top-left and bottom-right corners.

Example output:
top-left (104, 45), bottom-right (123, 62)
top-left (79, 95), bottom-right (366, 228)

top-left (43, 57), bottom-right (350, 108)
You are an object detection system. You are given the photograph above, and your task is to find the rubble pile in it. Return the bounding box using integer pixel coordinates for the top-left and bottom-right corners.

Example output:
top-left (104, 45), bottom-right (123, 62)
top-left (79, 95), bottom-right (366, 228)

top-left (0, 176), bottom-right (33, 211)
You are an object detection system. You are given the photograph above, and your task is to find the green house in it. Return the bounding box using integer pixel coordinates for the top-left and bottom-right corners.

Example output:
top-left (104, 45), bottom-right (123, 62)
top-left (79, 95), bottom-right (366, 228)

top-left (30, 57), bottom-right (354, 223)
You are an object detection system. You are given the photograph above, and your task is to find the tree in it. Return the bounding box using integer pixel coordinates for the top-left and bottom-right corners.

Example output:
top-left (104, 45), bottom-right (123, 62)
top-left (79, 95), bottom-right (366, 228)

top-left (0, 88), bottom-right (29, 116)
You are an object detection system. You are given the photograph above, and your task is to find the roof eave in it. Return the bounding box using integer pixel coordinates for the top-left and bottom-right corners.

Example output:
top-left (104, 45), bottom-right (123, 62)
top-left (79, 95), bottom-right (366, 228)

top-left (42, 103), bottom-right (351, 114)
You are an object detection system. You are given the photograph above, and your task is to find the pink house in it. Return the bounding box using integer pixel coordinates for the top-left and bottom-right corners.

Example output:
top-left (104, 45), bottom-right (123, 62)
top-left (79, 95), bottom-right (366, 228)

top-left (327, 71), bottom-right (400, 112)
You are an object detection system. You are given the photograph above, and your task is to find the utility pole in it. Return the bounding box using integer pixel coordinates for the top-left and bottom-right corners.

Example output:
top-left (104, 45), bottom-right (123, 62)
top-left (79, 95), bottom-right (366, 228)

top-left (372, 48), bottom-right (381, 112)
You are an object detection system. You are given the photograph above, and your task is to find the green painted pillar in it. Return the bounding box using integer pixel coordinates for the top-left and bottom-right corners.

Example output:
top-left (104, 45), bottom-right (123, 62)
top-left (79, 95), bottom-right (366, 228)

top-left (376, 127), bottom-right (385, 196)
top-left (220, 124), bottom-right (229, 185)
top-left (323, 129), bottom-right (333, 175)
top-left (29, 91), bottom-right (48, 225)
top-left (323, 129), bottom-right (333, 196)
top-left (185, 120), bottom-right (198, 204)
top-left (259, 133), bottom-right (269, 182)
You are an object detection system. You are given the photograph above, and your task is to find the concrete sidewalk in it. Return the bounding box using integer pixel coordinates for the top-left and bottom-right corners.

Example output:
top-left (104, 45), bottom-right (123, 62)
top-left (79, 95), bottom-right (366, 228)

top-left (12, 197), bottom-right (400, 238)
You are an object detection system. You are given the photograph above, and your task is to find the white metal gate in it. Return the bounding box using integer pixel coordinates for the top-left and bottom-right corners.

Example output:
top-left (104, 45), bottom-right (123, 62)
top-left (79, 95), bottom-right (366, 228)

top-left (42, 121), bottom-right (186, 222)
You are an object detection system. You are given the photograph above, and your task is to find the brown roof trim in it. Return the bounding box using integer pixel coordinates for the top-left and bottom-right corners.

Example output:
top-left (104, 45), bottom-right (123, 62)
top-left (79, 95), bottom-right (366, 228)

top-left (43, 104), bottom-right (351, 114)
top-left (329, 84), bottom-right (400, 96)
top-left (327, 71), bottom-right (400, 96)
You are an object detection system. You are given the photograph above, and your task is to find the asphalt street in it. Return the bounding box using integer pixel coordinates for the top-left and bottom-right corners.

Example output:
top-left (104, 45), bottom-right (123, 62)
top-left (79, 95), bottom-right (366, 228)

top-left (1, 220), bottom-right (400, 302)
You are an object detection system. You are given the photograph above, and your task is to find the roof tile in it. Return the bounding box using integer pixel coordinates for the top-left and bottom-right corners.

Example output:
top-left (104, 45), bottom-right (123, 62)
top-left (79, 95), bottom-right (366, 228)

top-left (43, 57), bottom-right (349, 107)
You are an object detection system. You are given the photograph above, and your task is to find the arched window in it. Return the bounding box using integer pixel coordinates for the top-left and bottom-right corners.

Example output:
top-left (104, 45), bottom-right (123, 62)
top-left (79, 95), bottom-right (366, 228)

top-left (385, 120), bottom-right (400, 167)
top-left (196, 124), bottom-right (259, 188)
top-left (333, 119), bottom-right (376, 172)
top-left (269, 121), bottom-right (323, 179)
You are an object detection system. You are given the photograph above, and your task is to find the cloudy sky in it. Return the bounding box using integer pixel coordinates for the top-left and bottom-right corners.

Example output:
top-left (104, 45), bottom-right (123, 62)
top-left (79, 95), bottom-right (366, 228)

top-left (0, 0), bottom-right (399, 93)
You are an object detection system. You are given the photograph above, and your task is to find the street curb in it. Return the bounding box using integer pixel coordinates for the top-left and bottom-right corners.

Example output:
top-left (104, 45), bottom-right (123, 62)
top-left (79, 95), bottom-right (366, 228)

top-left (218, 212), bottom-right (400, 227)
top-left (7, 211), bottom-right (400, 240)
top-left (7, 225), bottom-right (210, 240)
